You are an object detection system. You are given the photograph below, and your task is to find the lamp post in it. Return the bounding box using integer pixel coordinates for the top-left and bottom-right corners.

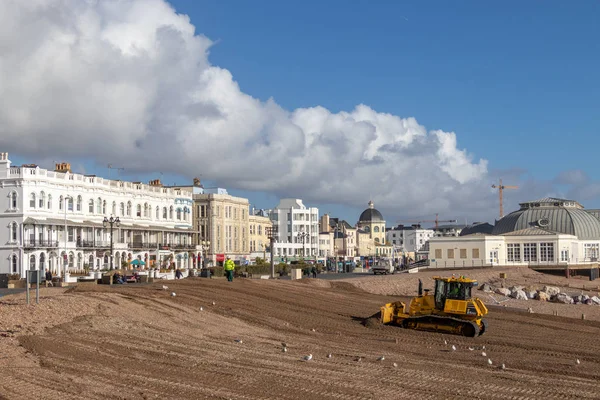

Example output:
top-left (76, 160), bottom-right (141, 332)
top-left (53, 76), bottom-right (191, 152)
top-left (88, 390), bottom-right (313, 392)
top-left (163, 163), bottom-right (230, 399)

top-left (103, 216), bottom-right (120, 270)
top-left (298, 231), bottom-right (309, 260)
top-left (201, 240), bottom-right (210, 268)
top-left (63, 196), bottom-right (73, 279)
top-left (266, 226), bottom-right (277, 278)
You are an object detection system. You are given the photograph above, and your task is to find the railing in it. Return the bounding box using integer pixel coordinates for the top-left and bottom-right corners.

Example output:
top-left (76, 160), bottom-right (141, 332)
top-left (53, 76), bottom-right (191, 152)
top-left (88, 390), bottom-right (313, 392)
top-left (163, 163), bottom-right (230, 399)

top-left (23, 239), bottom-right (59, 248)
top-left (76, 240), bottom-right (111, 248)
top-left (129, 242), bottom-right (161, 249)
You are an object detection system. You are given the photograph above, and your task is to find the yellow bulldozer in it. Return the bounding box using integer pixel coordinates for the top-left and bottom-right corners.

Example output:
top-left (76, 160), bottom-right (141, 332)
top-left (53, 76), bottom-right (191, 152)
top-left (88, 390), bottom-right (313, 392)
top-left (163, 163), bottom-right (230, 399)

top-left (380, 276), bottom-right (488, 337)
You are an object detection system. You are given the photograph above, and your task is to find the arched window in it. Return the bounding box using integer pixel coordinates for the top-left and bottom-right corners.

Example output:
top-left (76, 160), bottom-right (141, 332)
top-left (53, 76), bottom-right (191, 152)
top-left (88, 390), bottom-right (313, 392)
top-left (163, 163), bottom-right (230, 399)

top-left (11, 254), bottom-right (18, 273)
top-left (68, 252), bottom-right (74, 269)
top-left (88, 199), bottom-right (94, 213)
top-left (9, 191), bottom-right (18, 210)
top-left (176, 208), bottom-right (181, 220)
top-left (374, 226), bottom-right (380, 233)
top-left (59, 195), bottom-right (64, 210)
top-left (120, 202), bottom-right (125, 216)
top-left (77, 195), bottom-right (82, 211)
top-left (67, 197), bottom-right (73, 211)
top-left (89, 254), bottom-right (94, 267)
top-left (30, 193), bottom-right (36, 208)
top-left (127, 202), bottom-right (132, 216)
top-left (29, 254), bottom-right (36, 270)
top-left (47, 194), bottom-right (52, 209)
top-left (169, 206), bottom-right (174, 220)
top-left (163, 207), bottom-right (167, 219)
top-left (112, 201), bottom-right (117, 215)
top-left (156, 206), bottom-right (160, 219)
top-left (77, 253), bottom-right (82, 269)
top-left (136, 204), bottom-right (141, 217)
top-left (96, 197), bottom-right (102, 214)
top-left (102, 200), bottom-right (106, 215)
top-left (39, 191), bottom-right (45, 208)
top-left (39, 253), bottom-right (46, 271)
top-left (10, 222), bottom-right (17, 242)
top-left (144, 203), bottom-right (149, 217)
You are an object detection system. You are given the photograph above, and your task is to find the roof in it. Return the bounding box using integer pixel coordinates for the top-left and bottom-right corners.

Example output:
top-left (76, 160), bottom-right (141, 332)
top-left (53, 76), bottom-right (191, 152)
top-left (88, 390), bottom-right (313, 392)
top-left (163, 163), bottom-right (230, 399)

top-left (358, 200), bottom-right (384, 223)
top-left (492, 202), bottom-right (600, 240)
top-left (459, 222), bottom-right (494, 236)
top-left (501, 227), bottom-right (559, 236)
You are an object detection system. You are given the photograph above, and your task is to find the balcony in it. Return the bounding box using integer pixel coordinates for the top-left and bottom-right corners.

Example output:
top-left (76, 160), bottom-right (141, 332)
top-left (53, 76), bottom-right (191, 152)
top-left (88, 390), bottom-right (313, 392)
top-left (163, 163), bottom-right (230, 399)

top-left (23, 239), bottom-right (60, 248)
top-left (76, 240), bottom-right (111, 248)
top-left (129, 242), bottom-right (161, 250)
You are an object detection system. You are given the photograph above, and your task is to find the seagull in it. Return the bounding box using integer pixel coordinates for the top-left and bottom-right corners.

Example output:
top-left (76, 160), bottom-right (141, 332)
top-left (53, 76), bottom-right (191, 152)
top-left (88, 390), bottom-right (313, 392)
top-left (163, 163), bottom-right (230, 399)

top-left (377, 356), bottom-right (385, 361)
top-left (303, 354), bottom-right (312, 361)
top-left (393, 362), bottom-right (398, 368)
top-left (200, 306), bottom-right (203, 311)
top-left (234, 339), bottom-right (243, 344)
top-left (451, 345), bottom-right (457, 351)
top-left (482, 345), bottom-right (486, 350)
top-left (487, 358), bottom-right (493, 365)
top-left (355, 356), bottom-right (362, 362)
top-left (281, 342), bottom-right (287, 348)
top-left (212, 301), bottom-right (216, 306)
top-left (327, 353), bottom-right (332, 359)
top-left (311, 328), bottom-right (316, 332)
top-left (500, 363), bottom-right (506, 370)
top-left (162, 285), bottom-right (168, 290)
top-left (444, 339), bottom-right (448, 345)
top-left (282, 347), bottom-right (288, 353)
top-left (576, 359), bottom-right (581, 365)
top-left (171, 292), bottom-right (176, 297)
top-left (468, 347), bottom-right (474, 351)
top-left (481, 352), bottom-right (487, 357)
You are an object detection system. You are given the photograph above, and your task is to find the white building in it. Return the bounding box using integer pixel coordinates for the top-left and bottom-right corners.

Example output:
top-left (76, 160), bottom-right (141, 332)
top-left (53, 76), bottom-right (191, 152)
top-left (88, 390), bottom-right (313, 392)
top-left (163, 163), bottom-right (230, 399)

top-left (0, 154), bottom-right (198, 277)
top-left (428, 198), bottom-right (600, 268)
top-left (386, 224), bottom-right (435, 255)
top-left (318, 232), bottom-right (334, 261)
top-left (268, 199), bottom-right (319, 261)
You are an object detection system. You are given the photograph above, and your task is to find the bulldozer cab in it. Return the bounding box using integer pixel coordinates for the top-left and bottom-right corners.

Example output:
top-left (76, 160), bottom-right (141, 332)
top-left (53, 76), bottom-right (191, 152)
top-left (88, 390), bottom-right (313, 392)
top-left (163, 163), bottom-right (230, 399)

top-left (433, 277), bottom-right (475, 310)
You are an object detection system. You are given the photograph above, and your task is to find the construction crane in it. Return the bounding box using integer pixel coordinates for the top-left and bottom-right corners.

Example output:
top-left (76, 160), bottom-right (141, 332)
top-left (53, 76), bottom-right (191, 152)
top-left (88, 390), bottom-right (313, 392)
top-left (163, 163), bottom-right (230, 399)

top-left (491, 179), bottom-right (518, 219)
top-left (107, 163), bottom-right (124, 179)
top-left (397, 213), bottom-right (457, 229)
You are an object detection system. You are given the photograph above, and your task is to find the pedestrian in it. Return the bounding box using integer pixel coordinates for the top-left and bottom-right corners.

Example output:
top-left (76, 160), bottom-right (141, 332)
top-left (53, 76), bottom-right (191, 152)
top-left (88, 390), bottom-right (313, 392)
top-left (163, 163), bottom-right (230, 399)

top-left (224, 256), bottom-right (235, 282)
top-left (311, 266), bottom-right (317, 278)
top-left (175, 269), bottom-right (183, 279)
top-left (45, 270), bottom-right (53, 287)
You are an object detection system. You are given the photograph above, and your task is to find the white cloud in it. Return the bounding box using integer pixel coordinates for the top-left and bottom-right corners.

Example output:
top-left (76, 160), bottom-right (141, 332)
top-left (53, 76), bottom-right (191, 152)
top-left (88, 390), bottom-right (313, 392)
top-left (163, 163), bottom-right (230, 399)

top-left (0, 0), bottom-right (496, 220)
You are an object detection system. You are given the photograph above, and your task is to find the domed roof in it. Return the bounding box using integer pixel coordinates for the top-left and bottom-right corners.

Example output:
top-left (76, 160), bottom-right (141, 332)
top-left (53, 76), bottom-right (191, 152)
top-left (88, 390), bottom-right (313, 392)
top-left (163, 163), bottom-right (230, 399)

top-left (359, 201), bottom-right (384, 222)
top-left (492, 197), bottom-right (600, 240)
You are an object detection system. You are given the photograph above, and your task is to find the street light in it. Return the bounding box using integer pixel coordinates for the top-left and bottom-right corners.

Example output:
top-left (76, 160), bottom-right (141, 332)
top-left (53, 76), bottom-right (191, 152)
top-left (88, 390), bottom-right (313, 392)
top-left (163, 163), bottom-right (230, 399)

top-left (298, 231), bottom-right (309, 260)
top-left (63, 195), bottom-right (73, 279)
top-left (201, 240), bottom-right (210, 269)
top-left (103, 216), bottom-right (120, 270)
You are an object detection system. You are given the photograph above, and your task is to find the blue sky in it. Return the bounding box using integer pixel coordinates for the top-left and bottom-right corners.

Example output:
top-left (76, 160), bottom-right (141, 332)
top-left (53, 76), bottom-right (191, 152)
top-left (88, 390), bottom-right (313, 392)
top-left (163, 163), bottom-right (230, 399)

top-left (3, 0), bottom-right (600, 227)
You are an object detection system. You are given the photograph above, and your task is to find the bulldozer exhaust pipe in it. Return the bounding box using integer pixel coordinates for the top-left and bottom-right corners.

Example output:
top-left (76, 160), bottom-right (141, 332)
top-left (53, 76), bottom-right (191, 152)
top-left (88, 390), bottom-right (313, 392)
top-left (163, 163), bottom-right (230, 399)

top-left (418, 279), bottom-right (423, 296)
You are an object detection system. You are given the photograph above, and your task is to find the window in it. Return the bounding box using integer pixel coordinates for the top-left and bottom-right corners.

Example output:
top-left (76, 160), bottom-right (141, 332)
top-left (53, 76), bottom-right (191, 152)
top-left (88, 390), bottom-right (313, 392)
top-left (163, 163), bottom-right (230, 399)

top-left (169, 206), bottom-right (173, 219)
top-left (560, 249), bottom-right (569, 262)
top-left (127, 202), bottom-right (132, 216)
top-left (374, 226), bottom-right (380, 233)
top-left (507, 243), bottom-right (521, 262)
top-left (96, 198), bottom-right (102, 214)
top-left (540, 243), bottom-right (554, 262)
top-left (76, 196), bottom-right (82, 211)
top-left (459, 249), bottom-right (467, 259)
top-left (523, 243), bottom-right (537, 262)
top-left (136, 204), bottom-right (141, 217)
top-left (102, 200), bottom-right (106, 215)
top-left (39, 191), bottom-right (45, 208)
top-left (89, 199), bottom-right (94, 213)
top-left (39, 253), bottom-right (45, 271)
top-left (59, 195), bottom-right (63, 210)
top-left (29, 254), bottom-right (35, 270)
top-left (447, 249), bottom-right (455, 259)
top-left (10, 222), bottom-right (17, 241)
top-left (156, 206), bottom-right (160, 219)
top-left (67, 197), bottom-right (73, 211)
top-left (144, 203), bottom-right (148, 217)
top-left (163, 207), bottom-right (167, 219)
top-left (68, 227), bottom-right (74, 242)
top-left (30, 193), bottom-right (36, 208)
top-left (112, 201), bottom-right (117, 215)
top-left (176, 208), bottom-right (181, 220)
top-left (584, 243), bottom-right (599, 260)
top-left (120, 202), bottom-right (125, 216)
top-left (9, 191), bottom-right (18, 209)
top-left (77, 253), bottom-right (82, 269)
top-left (435, 249), bottom-right (442, 259)
top-left (11, 254), bottom-right (18, 273)
top-left (47, 194), bottom-right (52, 209)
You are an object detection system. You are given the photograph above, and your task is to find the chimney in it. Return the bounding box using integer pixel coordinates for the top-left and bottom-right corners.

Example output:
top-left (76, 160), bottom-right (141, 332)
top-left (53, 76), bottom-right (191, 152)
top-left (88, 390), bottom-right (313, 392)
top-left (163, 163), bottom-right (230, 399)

top-left (54, 162), bottom-right (71, 173)
top-left (149, 179), bottom-right (163, 187)
top-left (0, 152), bottom-right (8, 162)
